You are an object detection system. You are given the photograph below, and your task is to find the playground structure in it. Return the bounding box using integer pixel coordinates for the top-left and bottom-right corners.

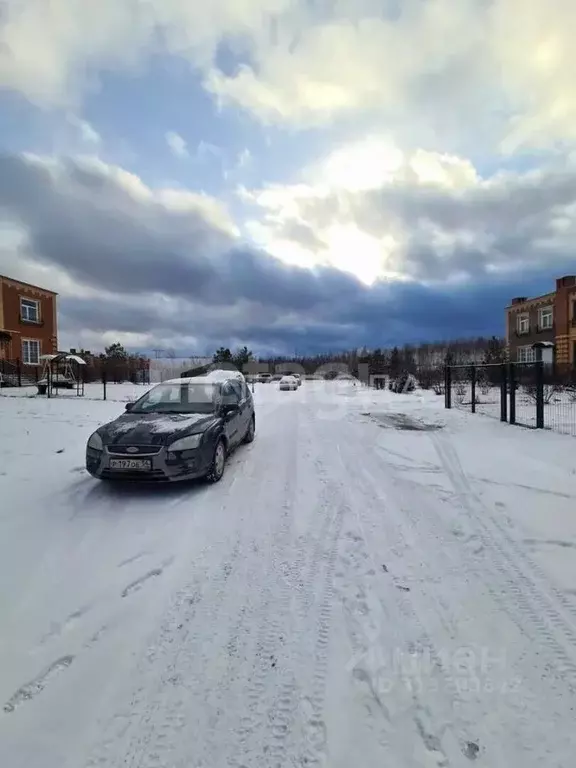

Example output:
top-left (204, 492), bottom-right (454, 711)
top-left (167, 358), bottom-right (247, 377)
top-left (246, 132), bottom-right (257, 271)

top-left (37, 353), bottom-right (86, 397)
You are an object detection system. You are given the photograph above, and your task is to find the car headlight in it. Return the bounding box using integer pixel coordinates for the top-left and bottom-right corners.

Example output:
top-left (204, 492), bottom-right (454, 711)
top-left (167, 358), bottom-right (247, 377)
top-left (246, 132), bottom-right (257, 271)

top-left (87, 431), bottom-right (103, 450)
top-left (168, 434), bottom-right (203, 452)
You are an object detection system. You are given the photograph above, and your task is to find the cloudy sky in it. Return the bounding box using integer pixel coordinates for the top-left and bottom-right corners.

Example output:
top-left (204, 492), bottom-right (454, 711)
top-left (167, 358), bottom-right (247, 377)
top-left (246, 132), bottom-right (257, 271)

top-left (1, 0), bottom-right (576, 356)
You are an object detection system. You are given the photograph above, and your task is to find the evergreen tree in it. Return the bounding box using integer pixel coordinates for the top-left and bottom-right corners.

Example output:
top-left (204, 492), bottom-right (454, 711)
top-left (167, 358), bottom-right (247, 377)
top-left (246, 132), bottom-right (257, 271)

top-left (213, 347), bottom-right (233, 364)
top-left (389, 346), bottom-right (401, 378)
top-left (105, 342), bottom-right (128, 358)
top-left (483, 336), bottom-right (505, 364)
top-left (232, 346), bottom-right (253, 370)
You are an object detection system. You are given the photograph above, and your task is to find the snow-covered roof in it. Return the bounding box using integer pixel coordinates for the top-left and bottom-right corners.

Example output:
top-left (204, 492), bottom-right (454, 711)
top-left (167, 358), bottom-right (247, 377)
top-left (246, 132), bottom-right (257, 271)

top-left (161, 368), bottom-right (245, 386)
top-left (40, 353), bottom-right (87, 365)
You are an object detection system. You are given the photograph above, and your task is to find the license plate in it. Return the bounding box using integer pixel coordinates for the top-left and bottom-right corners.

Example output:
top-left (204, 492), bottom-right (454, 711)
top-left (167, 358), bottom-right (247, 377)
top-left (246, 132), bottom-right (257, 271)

top-left (109, 458), bottom-right (152, 471)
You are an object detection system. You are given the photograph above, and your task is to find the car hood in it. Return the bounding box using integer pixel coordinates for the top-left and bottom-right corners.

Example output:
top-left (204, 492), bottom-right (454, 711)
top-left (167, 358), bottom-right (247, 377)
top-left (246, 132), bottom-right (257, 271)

top-left (99, 412), bottom-right (218, 446)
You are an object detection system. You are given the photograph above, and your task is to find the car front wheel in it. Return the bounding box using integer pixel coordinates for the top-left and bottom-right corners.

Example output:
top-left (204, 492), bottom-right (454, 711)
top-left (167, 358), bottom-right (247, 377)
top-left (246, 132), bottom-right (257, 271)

top-left (206, 439), bottom-right (226, 483)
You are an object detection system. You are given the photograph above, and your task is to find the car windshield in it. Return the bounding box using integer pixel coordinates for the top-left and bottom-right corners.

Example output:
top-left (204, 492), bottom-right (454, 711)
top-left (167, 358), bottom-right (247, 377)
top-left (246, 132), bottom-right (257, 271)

top-left (131, 382), bottom-right (219, 414)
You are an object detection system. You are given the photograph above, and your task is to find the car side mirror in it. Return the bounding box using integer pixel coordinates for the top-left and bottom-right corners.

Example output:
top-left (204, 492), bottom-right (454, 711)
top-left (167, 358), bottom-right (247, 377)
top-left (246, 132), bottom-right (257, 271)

top-left (222, 403), bottom-right (239, 415)
top-left (125, 402), bottom-right (135, 411)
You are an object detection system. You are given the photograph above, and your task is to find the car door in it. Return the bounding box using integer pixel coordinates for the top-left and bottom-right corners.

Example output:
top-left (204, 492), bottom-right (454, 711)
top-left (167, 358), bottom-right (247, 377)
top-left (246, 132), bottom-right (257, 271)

top-left (230, 378), bottom-right (251, 443)
top-left (221, 381), bottom-right (242, 447)
top-left (236, 379), bottom-right (252, 436)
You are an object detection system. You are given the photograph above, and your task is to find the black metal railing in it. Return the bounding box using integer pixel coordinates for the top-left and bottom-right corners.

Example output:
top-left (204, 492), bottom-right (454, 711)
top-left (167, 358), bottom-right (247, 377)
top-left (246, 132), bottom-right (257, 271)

top-left (0, 358), bottom-right (40, 387)
top-left (445, 361), bottom-right (576, 437)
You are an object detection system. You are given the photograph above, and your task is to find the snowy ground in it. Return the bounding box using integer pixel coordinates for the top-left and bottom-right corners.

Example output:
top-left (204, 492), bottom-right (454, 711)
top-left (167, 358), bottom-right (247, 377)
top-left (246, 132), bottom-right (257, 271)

top-left (0, 381), bottom-right (149, 401)
top-left (452, 383), bottom-right (576, 435)
top-left (2, 380), bottom-right (576, 767)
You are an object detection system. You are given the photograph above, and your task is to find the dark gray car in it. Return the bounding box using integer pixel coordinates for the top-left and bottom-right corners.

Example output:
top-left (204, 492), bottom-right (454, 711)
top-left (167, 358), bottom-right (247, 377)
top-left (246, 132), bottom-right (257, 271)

top-left (86, 371), bottom-right (255, 483)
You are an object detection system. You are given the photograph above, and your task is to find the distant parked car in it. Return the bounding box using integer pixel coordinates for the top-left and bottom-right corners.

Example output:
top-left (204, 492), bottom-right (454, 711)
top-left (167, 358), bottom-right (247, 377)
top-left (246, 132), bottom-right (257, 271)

top-left (86, 369), bottom-right (255, 483)
top-left (258, 373), bottom-right (273, 383)
top-left (279, 375), bottom-right (298, 391)
top-left (291, 373), bottom-right (302, 386)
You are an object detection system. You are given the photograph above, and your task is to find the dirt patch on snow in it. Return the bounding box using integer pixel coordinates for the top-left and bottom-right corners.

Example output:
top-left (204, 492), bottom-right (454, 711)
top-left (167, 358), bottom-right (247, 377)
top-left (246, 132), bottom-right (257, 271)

top-left (362, 412), bottom-right (444, 431)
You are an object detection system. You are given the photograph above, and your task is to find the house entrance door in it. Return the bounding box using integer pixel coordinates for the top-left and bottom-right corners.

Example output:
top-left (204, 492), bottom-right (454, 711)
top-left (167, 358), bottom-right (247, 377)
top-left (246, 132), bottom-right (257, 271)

top-left (0, 332), bottom-right (12, 359)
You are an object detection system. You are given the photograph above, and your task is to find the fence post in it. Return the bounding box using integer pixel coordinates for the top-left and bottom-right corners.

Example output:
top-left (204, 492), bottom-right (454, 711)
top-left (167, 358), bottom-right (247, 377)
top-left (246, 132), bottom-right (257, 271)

top-left (444, 365), bottom-right (452, 409)
top-left (16, 358), bottom-right (21, 387)
top-left (500, 363), bottom-right (507, 422)
top-left (103, 369), bottom-right (107, 401)
top-left (508, 363), bottom-right (516, 425)
top-left (535, 360), bottom-right (544, 429)
top-left (470, 365), bottom-right (476, 414)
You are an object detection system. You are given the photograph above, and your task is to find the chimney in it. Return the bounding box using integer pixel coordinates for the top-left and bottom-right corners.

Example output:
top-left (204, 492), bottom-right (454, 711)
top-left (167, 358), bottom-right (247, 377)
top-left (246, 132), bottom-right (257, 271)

top-left (511, 297), bottom-right (527, 305)
top-left (556, 275), bottom-right (576, 290)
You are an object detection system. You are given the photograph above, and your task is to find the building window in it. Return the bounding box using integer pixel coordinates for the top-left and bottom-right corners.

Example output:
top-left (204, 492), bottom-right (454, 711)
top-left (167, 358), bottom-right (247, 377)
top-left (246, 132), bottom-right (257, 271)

top-left (538, 306), bottom-right (553, 329)
top-left (517, 313), bottom-right (529, 334)
top-left (22, 339), bottom-right (41, 365)
top-left (517, 345), bottom-right (535, 363)
top-left (20, 298), bottom-right (40, 323)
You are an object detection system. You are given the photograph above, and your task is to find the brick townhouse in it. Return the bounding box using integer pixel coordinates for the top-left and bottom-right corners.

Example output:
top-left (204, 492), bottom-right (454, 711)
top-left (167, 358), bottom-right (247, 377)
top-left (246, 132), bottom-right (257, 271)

top-left (506, 275), bottom-right (576, 364)
top-left (0, 274), bottom-right (58, 366)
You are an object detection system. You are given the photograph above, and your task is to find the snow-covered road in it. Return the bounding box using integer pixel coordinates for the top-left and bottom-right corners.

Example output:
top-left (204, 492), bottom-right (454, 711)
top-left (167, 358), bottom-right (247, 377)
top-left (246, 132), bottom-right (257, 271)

top-left (2, 381), bottom-right (576, 767)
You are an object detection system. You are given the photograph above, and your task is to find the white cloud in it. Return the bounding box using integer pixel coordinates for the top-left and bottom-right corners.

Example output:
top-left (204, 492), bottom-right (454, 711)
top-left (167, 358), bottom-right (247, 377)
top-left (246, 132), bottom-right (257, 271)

top-left (2, 1), bottom-right (576, 152)
top-left (240, 135), bottom-right (576, 285)
top-left (205, 0), bottom-right (576, 151)
top-left (241, 137), bottom-right (480, 283)
top-left (196, 141), bottom-right (221, 160)
top-left (67, 114), bottom-right (101, 144)
top-left (165, 131), bottom-right (189, 158)
top-left (237, 148), bottom-right (252, 169)
top-left (3, 149), bottom-right (576, 355)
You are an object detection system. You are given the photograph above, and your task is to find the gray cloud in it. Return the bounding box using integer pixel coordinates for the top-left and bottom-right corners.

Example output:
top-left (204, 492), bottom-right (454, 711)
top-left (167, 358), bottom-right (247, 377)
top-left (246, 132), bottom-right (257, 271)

top-left (268, 160), bottom-right (576, 282)
top-left (2, 152), bottom-right (576, 355)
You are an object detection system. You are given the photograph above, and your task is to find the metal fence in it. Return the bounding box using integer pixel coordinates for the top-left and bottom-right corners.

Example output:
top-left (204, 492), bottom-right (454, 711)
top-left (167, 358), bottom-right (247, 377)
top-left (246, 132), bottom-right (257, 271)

top-left (1, 357), bottom-right (150, 399)
top-left (445, 362), bottom-right (576, 437)
top-left (0, 358), bottom-right (41, 387)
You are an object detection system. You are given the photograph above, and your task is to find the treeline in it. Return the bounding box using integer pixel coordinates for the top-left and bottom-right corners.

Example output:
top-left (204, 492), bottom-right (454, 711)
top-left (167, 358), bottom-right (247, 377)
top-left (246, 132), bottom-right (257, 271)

top-left (198, 336), bottom-right (506, 392)
top-left (87, 335), bottom-right (506, 385)
top-left (69, 343), bottom-right (150, 384)
top-left (256, 336), bottom-right (506, 377)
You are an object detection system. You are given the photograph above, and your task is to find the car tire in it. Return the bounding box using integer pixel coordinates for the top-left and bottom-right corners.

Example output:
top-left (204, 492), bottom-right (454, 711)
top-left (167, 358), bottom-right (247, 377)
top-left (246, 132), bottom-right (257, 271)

top-left (206, 439), bottom-right (227, 483)
top-left (243, 415), bottom-right (256, 444)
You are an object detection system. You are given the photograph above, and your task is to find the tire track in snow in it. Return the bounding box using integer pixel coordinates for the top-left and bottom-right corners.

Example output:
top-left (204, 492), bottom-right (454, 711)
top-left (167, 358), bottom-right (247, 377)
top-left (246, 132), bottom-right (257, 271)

top-left (39, 605), bottom-right (91, 646)
top-left (234, 410), bottom-right (344, 768)
top-left (82, 492), bottom-right (243, 768)
top-left (3, 656), bottom-right (74, 714)
top-left (121, 542), bottom-right (246, 768)
top-left (329, 428), bottom-right (490, 766)
top-left (232, 411), bottom-right (306, 768)
top-left (297, 484), bottom-right (345, 767)
top-left (432, 433), bottom-right (576, 691)
top-left (85, 408), bottom-right (310, 768)
top-left (342, 420), bottom-right (576, 764)
top-left (83, 547), bottom-right (232, 768)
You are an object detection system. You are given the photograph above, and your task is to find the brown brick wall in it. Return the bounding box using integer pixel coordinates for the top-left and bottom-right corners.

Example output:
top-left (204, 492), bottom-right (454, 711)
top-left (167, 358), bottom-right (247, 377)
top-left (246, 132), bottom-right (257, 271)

top-left (553, 286), bottom-right (576, 363)
top-left (0, 277), bottom-right (58, 362)
top-left (506, 295), bottom-right (555, 360)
